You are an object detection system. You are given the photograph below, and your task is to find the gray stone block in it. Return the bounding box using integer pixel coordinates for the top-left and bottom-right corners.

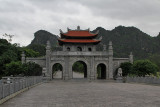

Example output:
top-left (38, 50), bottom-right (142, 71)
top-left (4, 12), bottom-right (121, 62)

top-left (9, 83), bottom-right (14, 94)
top-left (0, 85), bottom-right (2, 99)
top-left (3, 84), bottom-right (10, 98)
top-left (116, 77), bottom-right (123, 83)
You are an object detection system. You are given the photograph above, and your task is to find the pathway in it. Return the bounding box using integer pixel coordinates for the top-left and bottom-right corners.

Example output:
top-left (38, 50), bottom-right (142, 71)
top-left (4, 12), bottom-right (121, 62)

top-left (1, 81), bottom-right (160, 107)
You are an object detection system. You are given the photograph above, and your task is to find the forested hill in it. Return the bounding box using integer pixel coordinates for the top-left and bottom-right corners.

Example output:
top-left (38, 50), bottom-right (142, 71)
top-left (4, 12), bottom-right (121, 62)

top-left (28, 26), bottom-right (160, 59)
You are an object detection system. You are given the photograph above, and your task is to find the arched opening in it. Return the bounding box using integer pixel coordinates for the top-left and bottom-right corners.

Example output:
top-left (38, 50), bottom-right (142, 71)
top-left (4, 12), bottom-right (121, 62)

top-left (97, 63), bottom-right (106, 79)
top-left (52, 63), bottom-right (63, 79)
top-left (88, 47), bottom-right (92, 51)
top-left (77, 47), bottom-right (82, 51)
top-left (67, 47), bottom-right (70, 51)
top-left (72, 61), bottom-right (87, 79)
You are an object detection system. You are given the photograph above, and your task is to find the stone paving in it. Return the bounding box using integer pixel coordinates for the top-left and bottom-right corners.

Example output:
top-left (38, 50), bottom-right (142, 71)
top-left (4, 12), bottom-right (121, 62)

top-left (1, 80), bottom-right (160, 107)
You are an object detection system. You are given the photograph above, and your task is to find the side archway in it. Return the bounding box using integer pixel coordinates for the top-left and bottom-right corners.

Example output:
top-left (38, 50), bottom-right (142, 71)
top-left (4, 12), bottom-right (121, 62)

top-left (52, 63), bottom-right (63, 79)
top-left (72, 61), bottom-right (87, 78)
top-left (97, 63), bottom-right (106, 79)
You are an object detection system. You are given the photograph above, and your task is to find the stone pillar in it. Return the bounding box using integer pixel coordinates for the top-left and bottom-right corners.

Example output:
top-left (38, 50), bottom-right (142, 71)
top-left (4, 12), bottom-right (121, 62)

top-left (21, 51), bottom-right (25, 64)
top-left (46, 41), bottom-right (51, 79)
top-left (108, 41), bottom-right (113, 79)
top-left (92, 45), bottom-right (96, 51)
top-left (129, 52), bottom-right (133, 64)
top-left (64, 56), bottom-right (69, 80)
top-left (63, 45), bottom-right (65, 51)
top-left (90, 56), bottom-right (95, 80)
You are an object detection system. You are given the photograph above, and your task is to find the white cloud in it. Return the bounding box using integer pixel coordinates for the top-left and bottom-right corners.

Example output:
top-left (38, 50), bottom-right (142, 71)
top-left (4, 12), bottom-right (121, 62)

top-left (0, 0), bottom-right (160, 46)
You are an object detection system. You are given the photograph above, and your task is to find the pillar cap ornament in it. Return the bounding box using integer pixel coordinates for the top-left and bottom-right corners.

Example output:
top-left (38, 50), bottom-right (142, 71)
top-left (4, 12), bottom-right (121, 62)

top-left (21, 51), bottom-right (25, 57)
top-left (109, 41), bottom-right (113, 50)
top-left (46, 41), bottom-right (51, 50)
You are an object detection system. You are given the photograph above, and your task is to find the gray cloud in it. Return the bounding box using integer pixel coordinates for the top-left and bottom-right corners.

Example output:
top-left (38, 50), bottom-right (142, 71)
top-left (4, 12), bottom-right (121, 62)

top-left (0, 0), bottom-right (160, 46)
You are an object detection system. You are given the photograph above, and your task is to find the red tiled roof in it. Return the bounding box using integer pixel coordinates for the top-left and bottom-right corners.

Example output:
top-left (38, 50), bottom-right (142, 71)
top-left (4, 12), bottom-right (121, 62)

top-left (62, 31), bottom-right (97, 37)
top-left (58, 39), bottom-right (100, 43)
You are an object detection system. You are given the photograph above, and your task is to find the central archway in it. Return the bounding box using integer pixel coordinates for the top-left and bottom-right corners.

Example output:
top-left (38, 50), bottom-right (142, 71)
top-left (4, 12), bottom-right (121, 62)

top-left (72, 61), bottom-right (87, 79)
top-left (97, 63), bottom-right (106, 79)
top-left (52, 63), bottom-right (63, 79)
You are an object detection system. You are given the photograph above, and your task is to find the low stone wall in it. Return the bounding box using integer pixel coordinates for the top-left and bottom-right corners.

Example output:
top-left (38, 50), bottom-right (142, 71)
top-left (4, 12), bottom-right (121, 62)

top-left (126, 76), bottom-right (160, 84)
top-left (0, 76), bottom-right (42, 101)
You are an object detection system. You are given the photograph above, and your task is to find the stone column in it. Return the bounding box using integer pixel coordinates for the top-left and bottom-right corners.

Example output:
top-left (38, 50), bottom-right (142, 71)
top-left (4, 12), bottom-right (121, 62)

top-left (21, 51), bottom-right (25, 64)
top-left (63, 45), bottom-right (65, 51)
top-left (93, 45), bottom-right (96, 51)
top-left (64, 56), bottom-right (69, 80)
top-left (108, 41), bottom-right (113, 79)
top-left (46, 41), bottom-right (51, 79)
top-left (129, 52), bottom-right (133, 64)
top-left (90, 56), bottom-right (95, 80)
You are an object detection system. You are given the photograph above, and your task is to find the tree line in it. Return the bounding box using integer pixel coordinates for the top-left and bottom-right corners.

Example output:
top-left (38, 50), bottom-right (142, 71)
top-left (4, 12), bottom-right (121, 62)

top-left (0, 38), bottom-right (42, 79)
top-left (118, 60), bottom-right (159, 78)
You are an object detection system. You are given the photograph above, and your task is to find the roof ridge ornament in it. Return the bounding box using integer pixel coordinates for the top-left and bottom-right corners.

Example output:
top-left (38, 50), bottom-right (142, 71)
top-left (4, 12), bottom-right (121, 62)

top-left (59, 29), bottom-right (63, 33)
top-left (88, 28), bottom-right (90, 32)
top-left (77, 26), bottom-right (80, 30)
top-left (67, 27), bottom-right (71, 32)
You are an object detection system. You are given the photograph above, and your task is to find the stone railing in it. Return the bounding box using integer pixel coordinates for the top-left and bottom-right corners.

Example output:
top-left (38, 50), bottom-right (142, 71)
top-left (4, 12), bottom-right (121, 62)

top-left (0, 76), bottom-right (42, 100)
top-left (125, 76), bottom-right (160, 84)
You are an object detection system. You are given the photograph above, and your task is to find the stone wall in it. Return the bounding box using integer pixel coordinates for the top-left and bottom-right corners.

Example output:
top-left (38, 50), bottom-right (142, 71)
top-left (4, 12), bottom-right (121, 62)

top-left (0, 76), bottom-right (42, 100)
top-left (126, 76), bottom-right (160, 84)
top-left (26, 57), bottom-right (46, 68)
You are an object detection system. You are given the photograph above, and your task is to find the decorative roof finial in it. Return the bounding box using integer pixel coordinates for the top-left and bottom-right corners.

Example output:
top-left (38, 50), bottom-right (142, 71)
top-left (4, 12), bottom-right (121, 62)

top-left (67, 27), bottom-right (70, 32)
top-left (59, 29), bottom-right (63, 33)
top-left (77, 26), bottom-right (80, 30)
top-left (109, 41), bottom-right (113, 50)
top-left (88, 28), bottom-right (90, 32)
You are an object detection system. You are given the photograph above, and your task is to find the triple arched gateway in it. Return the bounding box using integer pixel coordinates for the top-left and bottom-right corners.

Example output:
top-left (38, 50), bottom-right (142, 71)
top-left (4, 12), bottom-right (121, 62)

top-left (22, 26), bottom-right (133, 80)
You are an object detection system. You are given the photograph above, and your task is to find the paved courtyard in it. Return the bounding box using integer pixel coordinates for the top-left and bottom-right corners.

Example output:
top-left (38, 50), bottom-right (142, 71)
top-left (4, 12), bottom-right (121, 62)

top-left (1, 80), bottom-right (160, 107)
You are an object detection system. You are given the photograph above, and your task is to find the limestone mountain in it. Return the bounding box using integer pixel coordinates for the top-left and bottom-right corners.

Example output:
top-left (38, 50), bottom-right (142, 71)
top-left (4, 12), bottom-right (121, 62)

top-left (29, 30), bottom-right (58, 46)
top-left (28, 26), bottom-right (160, 59)
top-left (93, 26), bottom-right (160, 59)
top-left (28, 30), bottom-right (59, 56)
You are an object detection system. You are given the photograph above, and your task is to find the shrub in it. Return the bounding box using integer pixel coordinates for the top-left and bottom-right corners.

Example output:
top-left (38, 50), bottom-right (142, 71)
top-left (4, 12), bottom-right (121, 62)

top-left (22, 62), bottom-right (42, 76)
top-left (132, 60), bottom-right (159, 77)
top-left (5, 61), bottom-right (23, 76)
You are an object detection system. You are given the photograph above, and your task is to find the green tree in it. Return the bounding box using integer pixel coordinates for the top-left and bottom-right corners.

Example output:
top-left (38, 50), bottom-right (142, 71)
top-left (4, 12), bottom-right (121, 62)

top-left (22, 62), bottom-right (42, 76)
top-left (72, 62), bottom-right (84, 73)
top-left (148, 54), bottom-right (160, 71)
top-left (27, 44), bottom-right (46, 56)
top-left (0, 38), bottom-right (42, 78)
top-left (5, 61), bottom-right (23, 76)
top-left (52, 63), bottom-right (62, 73)
top-left (23, 48), bottom-right (39, 57)
top-left (132, 60), bottom-right (159, 77)
top-left (120, 62), bottom-right (132, 76)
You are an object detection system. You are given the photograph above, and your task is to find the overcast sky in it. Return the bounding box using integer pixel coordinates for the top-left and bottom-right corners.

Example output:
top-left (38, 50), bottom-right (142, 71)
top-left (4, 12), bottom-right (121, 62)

top-left (0, 0), bottom-right (160, 46)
